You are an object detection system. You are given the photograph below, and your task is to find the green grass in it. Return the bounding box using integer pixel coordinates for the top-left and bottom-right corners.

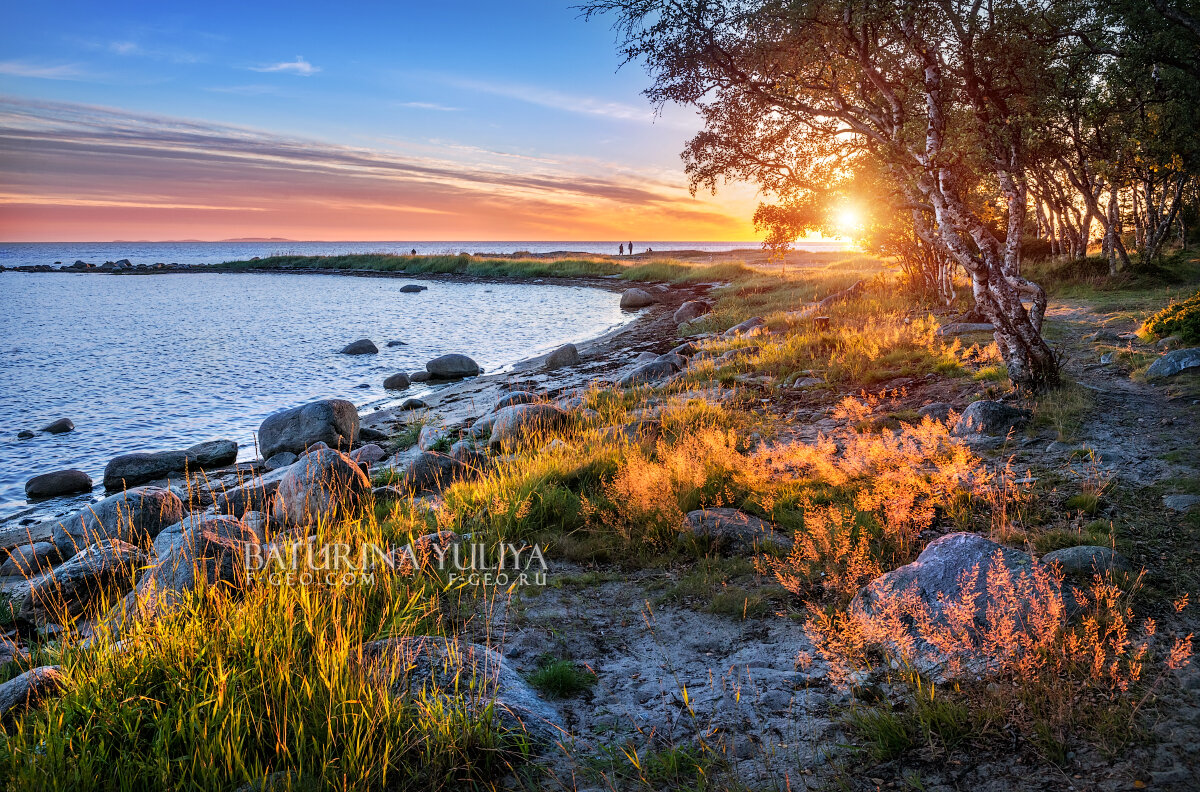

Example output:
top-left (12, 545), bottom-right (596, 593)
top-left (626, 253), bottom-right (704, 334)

top-left (525, 658), bottom-right (597, 698)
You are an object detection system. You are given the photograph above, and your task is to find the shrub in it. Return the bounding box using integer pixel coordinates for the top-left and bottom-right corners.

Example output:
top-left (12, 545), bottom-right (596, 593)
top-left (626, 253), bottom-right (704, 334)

top-left (1141, 289), bottom-right (1200, 343)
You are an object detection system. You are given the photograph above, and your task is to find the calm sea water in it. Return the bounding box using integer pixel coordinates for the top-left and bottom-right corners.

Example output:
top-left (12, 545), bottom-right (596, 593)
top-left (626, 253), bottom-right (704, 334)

top-left (0, 271), bottom-right (627, 517)
top-left (0, 239), bottom-right (848, 269)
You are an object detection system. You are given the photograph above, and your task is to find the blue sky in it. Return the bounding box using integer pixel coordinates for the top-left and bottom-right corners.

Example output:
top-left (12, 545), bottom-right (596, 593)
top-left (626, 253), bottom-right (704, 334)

top-left (0, 1), bottom-right (760, 240)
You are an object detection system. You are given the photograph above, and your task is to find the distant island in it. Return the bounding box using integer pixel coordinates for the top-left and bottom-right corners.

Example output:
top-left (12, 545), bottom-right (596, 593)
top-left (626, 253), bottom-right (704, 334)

top-left (108, 237), bottom-right (295, 243)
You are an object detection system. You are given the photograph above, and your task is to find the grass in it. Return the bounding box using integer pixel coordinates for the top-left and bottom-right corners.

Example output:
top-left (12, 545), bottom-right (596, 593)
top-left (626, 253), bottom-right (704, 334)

top-left (526, 657), bottom-right (597, 698)
top-left (4, 248), bottom-right (1195, 789)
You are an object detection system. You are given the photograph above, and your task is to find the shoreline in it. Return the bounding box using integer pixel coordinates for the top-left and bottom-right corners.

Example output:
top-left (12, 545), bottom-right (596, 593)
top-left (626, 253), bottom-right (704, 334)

top-left (0, 271), bottom-right (708, 526)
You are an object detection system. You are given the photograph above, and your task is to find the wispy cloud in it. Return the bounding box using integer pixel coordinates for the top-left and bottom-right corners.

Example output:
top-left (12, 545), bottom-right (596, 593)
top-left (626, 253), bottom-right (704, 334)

top-left (0, 96), bottom-right (748, 241)
top-left (109, 41), bottom-right (140, 55)
top-left (0, 60), bottom-right (85, 80)
top-left (448, 76), bottom-right (649, 122)
top-left (396, 101), bottom-right (461, 112)
top-left (250, 56), bottom-right (319, 76)
top-left (204, 84), bottom-right (282, 96)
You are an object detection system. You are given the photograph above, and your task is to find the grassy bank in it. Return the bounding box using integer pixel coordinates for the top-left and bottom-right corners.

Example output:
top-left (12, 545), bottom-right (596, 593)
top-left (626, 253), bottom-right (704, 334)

top-left (1, 251), bottom-right (1195, 790)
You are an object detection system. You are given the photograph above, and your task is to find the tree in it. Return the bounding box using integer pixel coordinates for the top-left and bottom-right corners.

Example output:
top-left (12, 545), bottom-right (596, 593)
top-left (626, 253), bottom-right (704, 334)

top-left (584, 0), bottom-right (1064, 391)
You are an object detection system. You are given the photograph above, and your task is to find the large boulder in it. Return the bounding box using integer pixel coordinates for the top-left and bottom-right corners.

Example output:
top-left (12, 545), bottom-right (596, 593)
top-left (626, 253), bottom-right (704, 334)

top-left (258, 399), bottom-right (359, 459)
top-left (399, 451), bottom-right (472, 493)
top-left (1040, 545), bottom-right (1130, 579)
top-left (350, 444), bottom-right (387, 465)
top-left (0, 666), bottom-right (64, 722)
top-left (724, 317), bottom-right (766, 337)
top-left (25, 469), bottom-right (92, 499)
top-left (544, 343), bottom-right (580, 370)
top-left (39, 418), bottom-right (74, 434)
top-left (52, 487), bottom-right (183, 557)
top-left (19, 540), bottom-right (146, 623)
top-left (492, 391), bottom-right (539, 412)
top-left (271, 449), bottom-right (370, 527)
top-left (143, 515), bottom-right (260, 600)
top-left (426, 354), bottom-right (481, 379)
top-left (213, 465), bottom-right (293, 517)
top-left (617, 358), bottom-right (680, 388)
top-left (954, 400), bottom-right (1030, 437)
top-left (673, 300), bottom-right (710, 324)
top-left (488, 403), bottom-right (569, 450)
top-left (339, 338), bottom-right (379, 355)
top-left (1146, 347), bottom-right (1200, 379)
top-left (360, 635), bottom-right (559, 743)
top-left (851, 533), bottom-right (1061, 677)
top-left (682, 508), bottom-right (790, 554)
top-left (0, 542), bottom-right (59, 576)
top-left (620, 288), bottom-right (656, 310)
top-left (103, 439), bottom-right (238, 490)
top-left (399, 284), bottom-right (427, 293)
top-left (383, 372), bottom-right (411, 390)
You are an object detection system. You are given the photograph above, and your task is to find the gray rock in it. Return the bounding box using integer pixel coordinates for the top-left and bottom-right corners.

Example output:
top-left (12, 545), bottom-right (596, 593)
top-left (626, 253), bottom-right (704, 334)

top-left (20, 540), bottom-right (146, 623)
top-left (0, 666), bottom-right (64, 722)
top-left (634, 351), bottom-right (660, 363)
top-left (409, 371), bottom-right (432, 383)
top-left (350, 444), bottom-right (386, 464)
top-left (488, 404), bottom-right (569, 450)
top-left (0, 522), bottom-right (54, 555)
top-left (673, 301), bottom-right (710, 324)
top-left (917, 402), bottom-right (955, 422)
top-left (618, 358), bottom-right (680, 387)
top-left (1100, 351), bottom-right (1115, 364)
top-left (103, 439), bottom-right (238, 490)
top-left (398, 451), bottom-right (473, 493)
top-left (339, 338), bottom-right (379, 355)
top-left (670, 341), bottom-right (700, 357)
top-left (359, 426), bottom-right (389, 443)
top-left (39, 418), bottom-right (74, 434)
top-left (258, 399), bottom-right (359, 459)
top-left (1041, 546), bottom-right (1130, 579)
top-left (360, 635), bottom-right (559, 742)
top-left (213, 466), bottom-right (292, 517)
top-left (657, 352), bottom-right (687, 370)
top-left (426, 353), bottom-right (480, 379)
top-left (1146, 347), bottom-right (1200, 379)
top-left (399, 284), bottom-right (427, 293)
top-left (935, 322), bottom-right (995, 336)
top-left (852, 533), bottom-right (1057, 676)
top-left (0, 542), bottom-right (59, 576)
top-left (271, 449), bottom-right (370, 527)
top-left (794, 377), bottom-right (823, 388)
top-left (1084, 329), bottom-right (1124, 344)
top-left (1155, 335), bottom-right (1184, 351)
top-left (492, 391), bottom-right (539, 411)
top-left (954, 401), bottom-right (1030, 436)
top-left (418, 425), bottom-right (450, 450)
top-left (1163, 494), bottom-right (1200, 513)
top-left (144, 515), bottom-right (259, 599)
top-left (399, 397), bottom-right (427, 410)
top-left (468, 414), bottom-right (497, 440)
top-left (17, 430), bottom-right (34, 440)
top-left (545, 343), bottom-right (580, 370)
top-left (386, 340), bottom-right (408, 347)
top-left (619, 288), bottom-right (656, 310)
top-left (52, 486), bottom-right (183, 557)
top-left (264, 451), bottom-right (298, 471)
top-left (25, 469), bottom-right (92, 499)
top-left (682, 508), bottom-right (790, 554)
top-left (724, 317), bottom-right (765, 337)
top-left (383, 372), bottom-right (411, 390)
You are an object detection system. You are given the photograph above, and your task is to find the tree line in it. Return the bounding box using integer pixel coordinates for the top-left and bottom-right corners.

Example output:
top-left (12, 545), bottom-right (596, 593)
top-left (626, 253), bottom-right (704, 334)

top-left (584, 0), bottom-right (1200, 391)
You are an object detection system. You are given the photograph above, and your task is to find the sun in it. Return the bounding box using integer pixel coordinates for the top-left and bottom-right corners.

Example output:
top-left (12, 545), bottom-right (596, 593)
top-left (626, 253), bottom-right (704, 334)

top-left (834, 205), bottom-right (862, 234)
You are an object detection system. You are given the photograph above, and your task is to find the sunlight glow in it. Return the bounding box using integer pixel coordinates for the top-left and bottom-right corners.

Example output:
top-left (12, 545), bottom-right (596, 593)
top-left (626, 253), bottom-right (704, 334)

top-left (834, 205), bottom-right (862, 235)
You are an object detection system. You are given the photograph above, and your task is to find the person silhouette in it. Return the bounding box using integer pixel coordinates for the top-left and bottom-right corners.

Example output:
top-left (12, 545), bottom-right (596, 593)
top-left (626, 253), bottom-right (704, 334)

top-left (411, 248), bottom-right (417, 255)
top-left (628, 241), bottom-right (633, 255)
top-left (619, 243), bottom-right (624, 255)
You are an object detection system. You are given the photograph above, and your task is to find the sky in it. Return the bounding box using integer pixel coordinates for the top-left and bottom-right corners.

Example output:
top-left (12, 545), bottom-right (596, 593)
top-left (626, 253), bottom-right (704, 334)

top-left (0, 1), bottom-right (763, 242)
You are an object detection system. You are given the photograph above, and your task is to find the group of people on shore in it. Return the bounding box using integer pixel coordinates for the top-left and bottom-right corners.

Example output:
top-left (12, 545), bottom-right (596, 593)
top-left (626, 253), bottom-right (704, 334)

top-left (619, 242), bottom-right (649, 256)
